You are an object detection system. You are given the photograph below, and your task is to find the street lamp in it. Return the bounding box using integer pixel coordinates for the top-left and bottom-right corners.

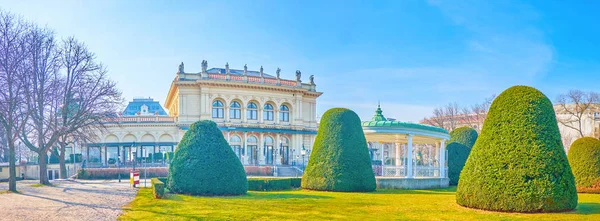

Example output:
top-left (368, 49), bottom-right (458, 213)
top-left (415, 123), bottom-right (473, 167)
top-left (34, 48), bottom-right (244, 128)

top-left (131, 142), bottom-right (137, 171)
top-left (301, 144), bottom-right (306, 168)
top-left (141, 146), bottom-right (147, 188)
top-left (117, 148), bottom-right (121, 183)
top-left (160, 147), bottom-right (166, 166)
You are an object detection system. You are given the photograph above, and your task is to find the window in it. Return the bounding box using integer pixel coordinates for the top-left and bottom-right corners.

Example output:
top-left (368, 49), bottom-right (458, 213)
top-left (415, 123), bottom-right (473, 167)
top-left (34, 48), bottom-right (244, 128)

top-left (264, 104), bottom-right (274, 121)
top-left (279, 105), bottom-right (289, 122)
top-left (230, 101), bottom-right (241, 119)
top-left (212, 100), bottom-right (224, 118)
top-left (247, 102), bottom-right (258, 120)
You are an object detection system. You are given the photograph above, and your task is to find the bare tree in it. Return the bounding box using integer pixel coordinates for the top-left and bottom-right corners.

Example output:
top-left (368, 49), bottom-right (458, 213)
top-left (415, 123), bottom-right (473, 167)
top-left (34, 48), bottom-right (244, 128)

top-left (18, 25), bottom-right (63, 185)
top-left (555, 90), bottom-right (600, 138)
top-left (469, 94), bottom-right (495, 132)
top-left (444, 102), bottom-right (460, 131)
top-left (0, 10), bottom-right (29, 192)
top-left (423, 107), bottom-right (447, 129)
top-left (55, 37), bottom-right (122, 178)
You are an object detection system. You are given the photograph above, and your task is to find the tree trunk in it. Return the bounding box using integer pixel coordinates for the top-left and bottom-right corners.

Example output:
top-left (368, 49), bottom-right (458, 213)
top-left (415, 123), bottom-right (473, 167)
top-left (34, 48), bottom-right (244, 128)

top-left (8, 141), bottom-right (17, 192)
top-left (59, 144), bottom-right (67, 179)
top-left (38, 152), bottom-right (50, 185)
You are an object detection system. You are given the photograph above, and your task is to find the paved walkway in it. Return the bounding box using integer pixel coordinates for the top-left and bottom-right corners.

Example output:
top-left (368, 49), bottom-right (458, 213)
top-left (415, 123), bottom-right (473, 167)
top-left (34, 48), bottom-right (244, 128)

top-left (0, 179), bottom-right (138, 221)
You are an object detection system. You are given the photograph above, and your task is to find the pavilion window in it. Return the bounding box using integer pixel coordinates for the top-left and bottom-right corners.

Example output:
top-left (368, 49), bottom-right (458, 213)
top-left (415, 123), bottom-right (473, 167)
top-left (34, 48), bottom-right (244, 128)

top-left (212, 100), bottom-right (224, 118)
top-left (264, 104), bottom-right (274, 121)
top-left (279, 105), bottom-right (289, 122)
top-left (230, 101), bottom-right (241, 119)
top-left (247, 102), bottom-right (258, 120)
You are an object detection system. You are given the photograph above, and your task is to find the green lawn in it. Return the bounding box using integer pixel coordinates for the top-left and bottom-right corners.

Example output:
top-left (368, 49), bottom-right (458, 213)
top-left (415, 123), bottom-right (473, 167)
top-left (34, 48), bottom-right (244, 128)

top-left (120, 187), bottom-right (600, 221)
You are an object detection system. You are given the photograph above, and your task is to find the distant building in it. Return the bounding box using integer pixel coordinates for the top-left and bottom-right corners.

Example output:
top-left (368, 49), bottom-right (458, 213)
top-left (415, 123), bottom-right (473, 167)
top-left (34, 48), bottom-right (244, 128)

top-left (83, 61), bottom-right (322, 169)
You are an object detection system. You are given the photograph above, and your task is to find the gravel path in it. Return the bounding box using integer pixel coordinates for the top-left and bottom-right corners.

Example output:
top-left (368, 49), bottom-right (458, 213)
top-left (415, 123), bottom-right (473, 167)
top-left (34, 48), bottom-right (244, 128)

top-left (0, 179), bottom-right (138, 221)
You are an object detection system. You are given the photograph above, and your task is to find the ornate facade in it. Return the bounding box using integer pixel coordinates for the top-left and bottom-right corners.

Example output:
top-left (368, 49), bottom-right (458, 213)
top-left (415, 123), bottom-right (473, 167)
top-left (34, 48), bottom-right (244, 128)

top-left (84, 61), bottom-right (322, 168)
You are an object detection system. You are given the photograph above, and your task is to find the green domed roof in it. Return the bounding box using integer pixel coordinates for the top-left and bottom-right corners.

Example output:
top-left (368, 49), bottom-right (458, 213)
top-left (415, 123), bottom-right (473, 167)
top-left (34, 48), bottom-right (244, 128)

top-left (361, 105), bottom-right (448, 134)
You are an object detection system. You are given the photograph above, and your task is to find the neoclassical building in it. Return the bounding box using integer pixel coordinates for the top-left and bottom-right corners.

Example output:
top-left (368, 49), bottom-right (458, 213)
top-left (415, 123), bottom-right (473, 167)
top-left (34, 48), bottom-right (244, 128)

top-left (84, 61), bottom-right (322, 168)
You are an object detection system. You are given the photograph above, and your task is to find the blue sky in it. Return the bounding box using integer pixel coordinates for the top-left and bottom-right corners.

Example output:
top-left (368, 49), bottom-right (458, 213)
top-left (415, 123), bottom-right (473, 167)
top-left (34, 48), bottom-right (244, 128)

top-left (2, 0), bottom-right (600, 122)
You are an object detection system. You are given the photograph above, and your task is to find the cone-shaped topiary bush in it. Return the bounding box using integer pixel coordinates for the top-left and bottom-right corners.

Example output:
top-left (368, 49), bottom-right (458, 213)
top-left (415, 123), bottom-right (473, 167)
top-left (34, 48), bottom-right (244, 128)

top-left (568, 137), bottom-right (600, 193)
top-left (302, 108), bottom-right (376, 192)
top-left (168, 120), bottom-right (247, 196)
top-left (456, 85), bottom-right (577, 212)
top-left (447, 127), bottom-right (478, 185)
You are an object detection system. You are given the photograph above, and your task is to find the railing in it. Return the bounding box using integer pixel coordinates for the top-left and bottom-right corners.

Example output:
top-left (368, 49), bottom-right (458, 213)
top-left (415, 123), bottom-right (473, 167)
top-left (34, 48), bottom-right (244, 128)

top-left (208, 73), bottom-right (227, 80)
top-left (247, 76), bottom-right (262, 82)
top-left (414, 166), bottom-right (440, 178)
top-left (104, 116), bottom-right (176, 123)
top-left (374, 165), bottom-right (447, 178)
top-left (202, 73), bottom-right (313, 90)
top-left (280, 80), bottom-right (297, 86)
top-left (383, 166), bottom-right (406, 177)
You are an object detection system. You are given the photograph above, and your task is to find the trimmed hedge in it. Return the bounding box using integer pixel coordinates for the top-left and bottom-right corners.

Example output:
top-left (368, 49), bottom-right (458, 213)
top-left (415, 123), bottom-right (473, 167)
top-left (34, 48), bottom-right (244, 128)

top-left (302, 108), bottom-right (376, 192)
top-left (446, 142), bottom-right (470, 186)
top-left (449, 126), bottom-right (478, 148)
top-left (151, 178), bottom-right (165, 199)
top-left (456, 85), bottom-right (578, 212)
top-left (76, 168), bottom-right (168, 180)
top-left (568, 137), bottom-right (600, 193)
top-left (245, 166), bottom-right (274, 176)
top-left (168, 120), bottom-right (248, 196)
top-left (447, 127), bottom-right (478, 185)
top-left (248, 178), bottom-right (302, 191)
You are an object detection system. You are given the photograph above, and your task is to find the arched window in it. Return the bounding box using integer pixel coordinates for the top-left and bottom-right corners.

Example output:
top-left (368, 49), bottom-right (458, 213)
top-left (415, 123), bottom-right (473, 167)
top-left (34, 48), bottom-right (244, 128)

top-left (230, 135), bottom-right (241, 143)
top-left (264, 104), bottom-right (274, 121)
top-left (265, 136), bottom-right (275, 165)
top-left (212, 100), bottom-right (224, 118)
top-left (247, 102), bottom-right (258, 120)
top-left (247, 135), bottom-right (258, 165)
top-left (230, 101), bottom-right (241, 119)
top-left (247, 136), bottom-right (258, 144)
top-left (279, 105), bottom-right (289, 122)
top-left (230, 135), bottom-right (242, 160)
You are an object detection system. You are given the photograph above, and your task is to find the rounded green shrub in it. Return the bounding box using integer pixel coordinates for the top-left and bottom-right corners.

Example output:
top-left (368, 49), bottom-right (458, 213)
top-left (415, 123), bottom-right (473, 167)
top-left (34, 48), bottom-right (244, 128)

top-left (302, 108), bottom-right (376, 192)
top-left (456, 85), bottom-right (577, 212)
top-left (447, 127), bottom-right (478, 185)
top-left (568, 137), bottom-right (600, 193)
top-left (449, 126), bottom-right (478, 148)
top-left (167, 120), bottom-right (247, 196)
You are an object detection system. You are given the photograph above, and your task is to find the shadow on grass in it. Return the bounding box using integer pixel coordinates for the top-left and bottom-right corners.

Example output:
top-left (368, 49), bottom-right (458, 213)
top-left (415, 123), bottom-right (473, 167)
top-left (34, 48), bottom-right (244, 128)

top-left (574, 203), bottom-right (600, 215)
top-left (371, 186), bottom-right (457, 195)
top-left (246, 192), bottom-right (332, 199)
top-left (162, 191), bottom-right (332, 201)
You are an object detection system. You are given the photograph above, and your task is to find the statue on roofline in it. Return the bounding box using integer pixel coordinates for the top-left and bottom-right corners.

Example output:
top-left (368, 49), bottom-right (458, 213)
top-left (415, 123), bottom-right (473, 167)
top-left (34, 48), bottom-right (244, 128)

top-left (244, 64), bottom-right (248, 75)
top-left (309, 75), bottom-right (315, 85)
top-left (178, 62), bottom-right (184, 73)
top-left (295, 70), bottom-right (301, 82)
top-left (225, 62), bottom-right (230, 74)
top-left (201, 60), bottom-right (208, 72)
top-left (276, 67), bottom-right (281, 79)
top-left (260, 66), bottom-right (264, 77)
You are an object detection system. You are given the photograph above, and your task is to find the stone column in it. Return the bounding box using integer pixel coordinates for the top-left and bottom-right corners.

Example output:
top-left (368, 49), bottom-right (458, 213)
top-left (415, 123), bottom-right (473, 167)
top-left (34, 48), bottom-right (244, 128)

top-left (242, 104), bottom-right (247, 123)
top-left (395, 142), bottom-right (402, 176)
top-left (224, 106), bottom-right (230, 122)
top-left (407, 134), bottom-right (414, 178)
top-left (243, 132), bottom-right (248, 165)
top-left (259, 133), bottom-right (265, 165)
top-left (259, 106), bottom-right (264, 124)
top-left (273, 134), bottom-right (281, 165)
top-left (440, 139), bottom-right (446, 178)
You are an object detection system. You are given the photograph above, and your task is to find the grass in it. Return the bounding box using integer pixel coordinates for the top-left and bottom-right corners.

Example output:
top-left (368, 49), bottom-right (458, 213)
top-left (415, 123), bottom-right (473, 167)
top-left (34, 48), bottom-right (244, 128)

top-left (30, 183), bottom-right (56, 187)
top-left (119, 187), bottom-right (600, 221)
